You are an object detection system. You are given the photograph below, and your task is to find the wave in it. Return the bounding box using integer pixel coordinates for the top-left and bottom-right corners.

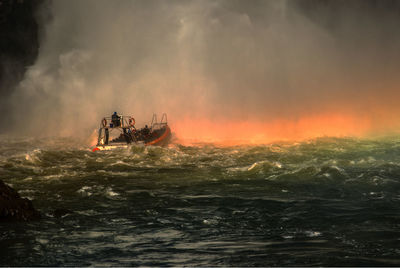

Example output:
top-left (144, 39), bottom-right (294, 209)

top-left (1, 136), bottom-right (400, 266)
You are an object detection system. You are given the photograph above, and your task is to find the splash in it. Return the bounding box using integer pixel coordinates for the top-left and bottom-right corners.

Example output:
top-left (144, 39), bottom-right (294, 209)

top-left (7, 0), bottom-right (400, 142)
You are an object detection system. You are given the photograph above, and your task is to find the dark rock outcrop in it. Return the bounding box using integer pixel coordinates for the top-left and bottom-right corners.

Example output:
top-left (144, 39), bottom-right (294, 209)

top-left (0, 179), bottom-right (40, 221)
top-left (0, 0), bottom-right (44, 93)
top-left (0, 0), bottom-right (46, 131)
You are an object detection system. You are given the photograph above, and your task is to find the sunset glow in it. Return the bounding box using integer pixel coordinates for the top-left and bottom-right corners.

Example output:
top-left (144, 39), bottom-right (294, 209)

top-left (172, 114), bottom-right (376, 145)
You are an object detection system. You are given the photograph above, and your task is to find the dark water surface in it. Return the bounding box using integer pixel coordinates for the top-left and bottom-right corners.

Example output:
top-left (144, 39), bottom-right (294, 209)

top-left (1, 136), bottom-right (400, 266)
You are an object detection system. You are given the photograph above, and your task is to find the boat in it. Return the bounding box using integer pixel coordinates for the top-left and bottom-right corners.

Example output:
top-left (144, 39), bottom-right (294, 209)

top-left (92, 113), bottom-right (171, 151)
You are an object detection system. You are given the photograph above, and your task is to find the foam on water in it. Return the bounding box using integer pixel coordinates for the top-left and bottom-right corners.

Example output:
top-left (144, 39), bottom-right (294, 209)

top-left (1, 136), bottom-right (400, 266)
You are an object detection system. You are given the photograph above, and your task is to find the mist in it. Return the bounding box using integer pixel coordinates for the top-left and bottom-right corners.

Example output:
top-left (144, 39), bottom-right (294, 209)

top-left (8, 0), bottom-right (400, 142)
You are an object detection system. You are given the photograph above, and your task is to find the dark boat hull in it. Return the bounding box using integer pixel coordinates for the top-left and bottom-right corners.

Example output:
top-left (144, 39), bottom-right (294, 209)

top-left (144, 126), bottom-right (171, 146)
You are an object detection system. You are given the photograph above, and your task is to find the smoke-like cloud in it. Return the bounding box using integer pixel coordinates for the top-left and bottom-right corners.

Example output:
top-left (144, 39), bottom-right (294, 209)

top-left (8, 0), bottom-right (400, 142)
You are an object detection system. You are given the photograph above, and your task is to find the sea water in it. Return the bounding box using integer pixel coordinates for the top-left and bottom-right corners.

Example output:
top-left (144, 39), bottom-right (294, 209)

top-left (0, 136), bottom-right (399, 266)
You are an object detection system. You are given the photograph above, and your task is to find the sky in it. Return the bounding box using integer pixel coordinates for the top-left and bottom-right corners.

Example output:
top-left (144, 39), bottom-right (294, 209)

top-left (7, 0), bottom-right (400, 143)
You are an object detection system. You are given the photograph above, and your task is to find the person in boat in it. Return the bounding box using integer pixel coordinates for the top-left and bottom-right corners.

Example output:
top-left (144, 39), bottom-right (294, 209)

top-left (143, 125), bottom-right (150, 137)
top-left (111, 112), bottom-right (121, 127)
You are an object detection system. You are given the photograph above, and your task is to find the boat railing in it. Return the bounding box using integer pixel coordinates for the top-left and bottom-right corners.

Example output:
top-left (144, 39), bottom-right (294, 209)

top-left (99, 115), bottom-right (135, 129)
top-left (99, 113), bottom-right (167, 130)
top-left (150, 113), bottom-right (168, 130)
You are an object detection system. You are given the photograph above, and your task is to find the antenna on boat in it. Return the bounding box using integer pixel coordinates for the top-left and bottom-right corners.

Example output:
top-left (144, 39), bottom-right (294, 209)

top-left (161, 113), bottom-right (167, 124)
top-left (151, 114), bottom-right (158, 129)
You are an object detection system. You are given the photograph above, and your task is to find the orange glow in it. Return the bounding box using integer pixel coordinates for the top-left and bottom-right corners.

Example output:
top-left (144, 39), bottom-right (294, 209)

top-left (171, 114), bottom-right (376, 145)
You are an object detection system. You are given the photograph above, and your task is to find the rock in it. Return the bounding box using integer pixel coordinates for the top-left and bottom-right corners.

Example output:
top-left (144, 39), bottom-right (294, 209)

top-left (0, 0), bottom-right (47, 127)
top-left (0, 0), bottom-right (44, 93)
top-left (0, 180), bottom-right (40, 221)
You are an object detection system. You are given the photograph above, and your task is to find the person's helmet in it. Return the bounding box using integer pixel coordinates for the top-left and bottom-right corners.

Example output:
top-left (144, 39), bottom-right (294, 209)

top-left (113, 112), bottom-right (117, 115)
